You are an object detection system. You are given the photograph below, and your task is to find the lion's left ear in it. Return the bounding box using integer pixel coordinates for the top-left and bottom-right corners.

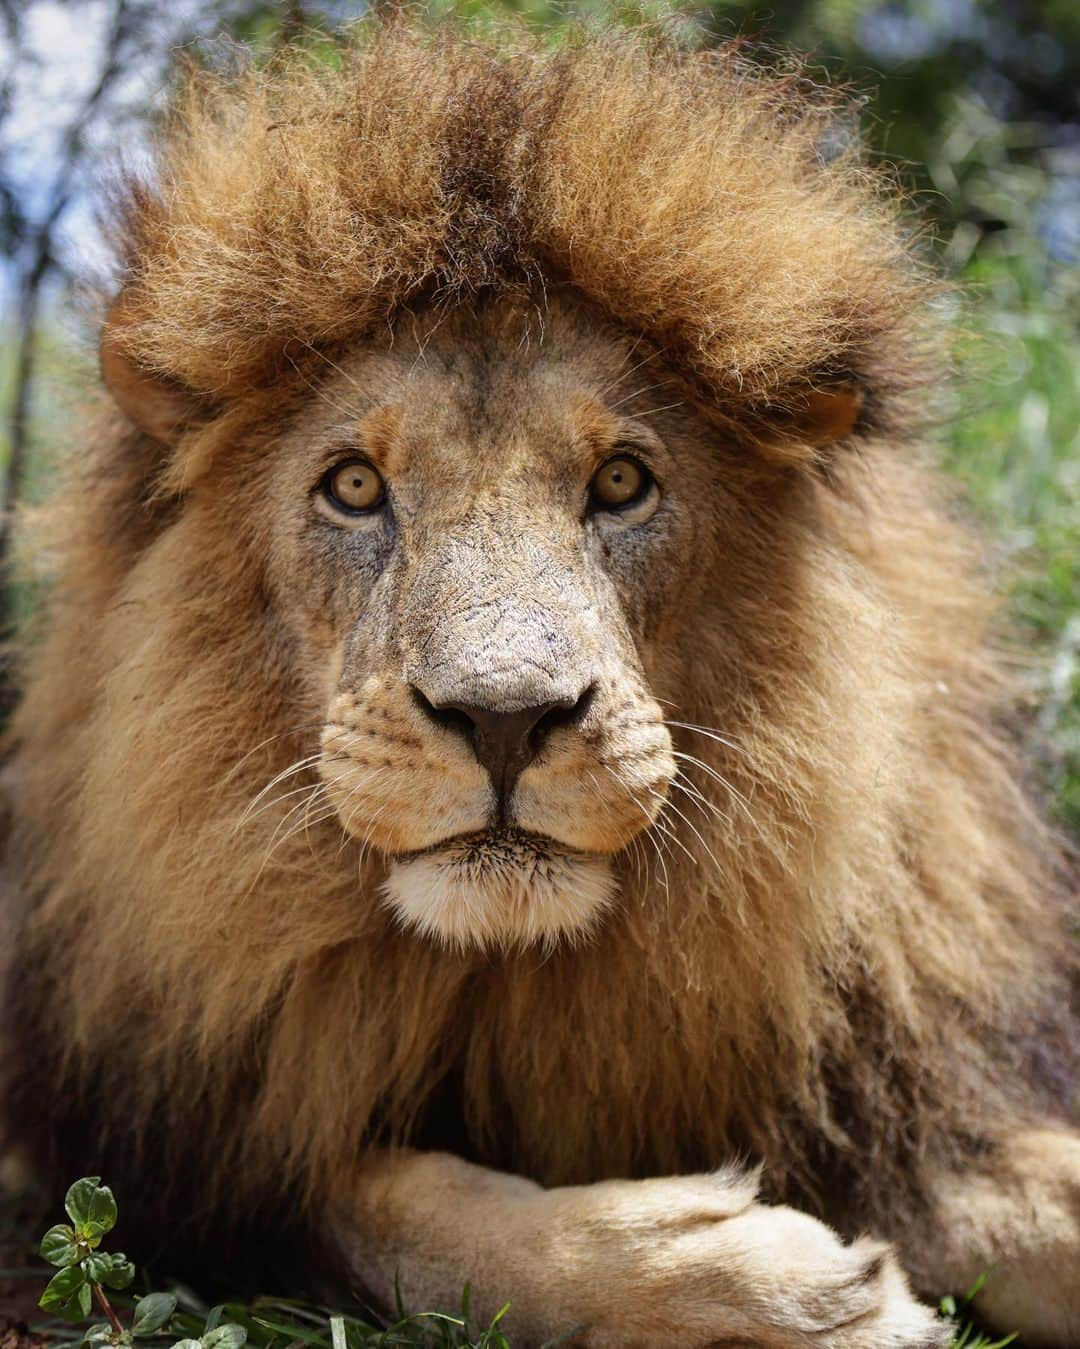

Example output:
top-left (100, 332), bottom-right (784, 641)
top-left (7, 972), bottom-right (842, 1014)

top-left (100, 299), bottom-right (203, 446)
top-left (793, 383), bottom-right (862, 447)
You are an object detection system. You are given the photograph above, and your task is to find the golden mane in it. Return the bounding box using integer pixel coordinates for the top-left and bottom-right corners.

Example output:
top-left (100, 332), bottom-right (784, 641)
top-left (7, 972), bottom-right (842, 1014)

top-left (3, 17), bottom-right (1075, 1288)
top-left (107, 20), bottom-right (932, 476)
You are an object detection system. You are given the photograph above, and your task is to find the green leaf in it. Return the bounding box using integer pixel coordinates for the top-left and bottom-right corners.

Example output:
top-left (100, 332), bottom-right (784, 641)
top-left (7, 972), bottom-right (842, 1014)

top-left (169, 1341), bottom-right (204, 1349)
top-left (56, 1279), bottom-right (93, 1324)
top-left (65, 1179), bottom-right (118, 1237)
top-left (963, 1273), bottom-right (988, 1303)
top-left (87, 1246), bottom-right (136, 1289)
top-left (82, 1328), bottom-right (132, 1349)
top-left (80, 1221), bottom-right (107, 1250)
top-left (40, 1223), bottom-right (80, 1268)
top-left (132, 1293), bottom-right (178, 1336)
top-left (202, 1325), bottom-right (247, 1349)
top-left (82, 1323), bottom-right (114, 1345)
top-left (72, 1279), bottom-right (94, 1323)
top-left (249, 1317), bottom-right (327, 1346)
top-left (40, 1263), bottom-right (87, 1313)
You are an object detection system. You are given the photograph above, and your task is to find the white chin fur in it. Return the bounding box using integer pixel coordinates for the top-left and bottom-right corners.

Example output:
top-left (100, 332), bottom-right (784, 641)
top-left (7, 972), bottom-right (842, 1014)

top-left (381, 831), bottom-right (617, 950)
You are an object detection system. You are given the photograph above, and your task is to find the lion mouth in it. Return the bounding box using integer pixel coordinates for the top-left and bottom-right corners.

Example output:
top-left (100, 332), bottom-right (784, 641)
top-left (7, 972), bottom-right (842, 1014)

top-left (380, 827), bottom-right (618, 949)
top-left (396, 826), bottom-right (575, 866)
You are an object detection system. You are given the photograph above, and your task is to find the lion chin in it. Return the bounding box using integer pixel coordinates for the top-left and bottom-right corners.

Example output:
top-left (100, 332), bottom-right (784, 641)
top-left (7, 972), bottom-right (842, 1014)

top-left (380, 829), bottom-right (618, 950)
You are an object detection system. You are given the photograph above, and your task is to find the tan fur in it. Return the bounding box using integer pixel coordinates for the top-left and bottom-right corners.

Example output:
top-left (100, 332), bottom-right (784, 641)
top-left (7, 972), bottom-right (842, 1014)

top-left (3, 18), bottom-right (1078, 1348)
top-left (101, 20), bottom-right (932, 468)
top-left (339, 1149), bottom-right (942, 1346)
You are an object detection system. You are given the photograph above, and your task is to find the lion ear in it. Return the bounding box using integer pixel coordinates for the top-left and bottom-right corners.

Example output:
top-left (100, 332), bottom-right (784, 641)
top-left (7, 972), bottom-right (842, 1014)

top-left (100, 300), bottom-right (202, 446)
top-left (794, 383), bottom-right (862, 447)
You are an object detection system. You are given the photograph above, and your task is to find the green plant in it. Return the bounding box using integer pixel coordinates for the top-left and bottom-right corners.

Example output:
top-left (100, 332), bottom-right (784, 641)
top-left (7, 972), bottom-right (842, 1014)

top-left (34, 1178), bottom-right (578, 1349)
top-left (941, 1275), bottom-right (1018, 1349)
top-left (38, 1177), bottom-right (245, 1349)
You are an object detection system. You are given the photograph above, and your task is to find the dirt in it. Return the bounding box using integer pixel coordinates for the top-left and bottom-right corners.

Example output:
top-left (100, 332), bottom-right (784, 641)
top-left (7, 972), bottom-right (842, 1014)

top-left (0, 1320), bottom-right (48, 1349)
top-left (0, 1182), bottom-right (49, 1340)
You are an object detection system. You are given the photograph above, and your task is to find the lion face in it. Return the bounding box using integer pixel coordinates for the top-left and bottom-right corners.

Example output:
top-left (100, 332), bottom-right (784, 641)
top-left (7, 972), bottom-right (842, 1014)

top-left (249, 294), bottom-right (754, 947)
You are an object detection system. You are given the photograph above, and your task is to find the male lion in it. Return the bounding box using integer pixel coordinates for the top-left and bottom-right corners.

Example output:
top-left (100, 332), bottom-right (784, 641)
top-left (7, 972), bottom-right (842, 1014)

top-left (2, 20), bottom-right (1078, 1349)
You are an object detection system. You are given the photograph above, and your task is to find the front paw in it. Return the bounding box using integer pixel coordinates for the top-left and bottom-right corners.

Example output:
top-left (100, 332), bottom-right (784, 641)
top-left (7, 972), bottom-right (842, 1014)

top-left (539, 1170), bottom-right (947, 1348)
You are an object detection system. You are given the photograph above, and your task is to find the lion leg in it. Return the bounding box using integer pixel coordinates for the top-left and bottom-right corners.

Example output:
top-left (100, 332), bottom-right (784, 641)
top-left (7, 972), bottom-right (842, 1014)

top-left (334, 1149), bottom-right (946, 1348)
top-left (904, 1125), bottom-right (1080, 1346)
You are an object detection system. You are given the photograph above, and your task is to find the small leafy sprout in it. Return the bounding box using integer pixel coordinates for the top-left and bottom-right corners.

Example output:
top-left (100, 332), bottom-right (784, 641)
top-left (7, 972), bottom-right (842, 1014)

top-left (38, 1177), bottom-right (247, 1349)
top-left (39, 1178), bottom-right (134, 1327)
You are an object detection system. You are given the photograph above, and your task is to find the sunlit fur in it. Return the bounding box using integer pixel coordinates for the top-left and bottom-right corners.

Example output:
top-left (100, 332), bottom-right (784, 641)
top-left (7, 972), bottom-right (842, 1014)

top-left (101, 18), bottom-right (932, 478)
top-left (1, 16), bottom-right (1077, 1336)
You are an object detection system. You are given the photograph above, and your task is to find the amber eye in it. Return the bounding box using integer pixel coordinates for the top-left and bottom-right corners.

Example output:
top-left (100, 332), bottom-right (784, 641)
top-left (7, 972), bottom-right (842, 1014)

top-left (590, 455), bottom-right (652, 511)
top-left (321, 459), bottom-right (385, 515)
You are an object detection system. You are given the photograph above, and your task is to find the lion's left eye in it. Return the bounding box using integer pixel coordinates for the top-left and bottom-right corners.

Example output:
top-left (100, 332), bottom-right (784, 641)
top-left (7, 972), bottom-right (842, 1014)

top-left (589, 455), bottom-right (654, 512)
top-left (320, 458), bottom-right (386, 515)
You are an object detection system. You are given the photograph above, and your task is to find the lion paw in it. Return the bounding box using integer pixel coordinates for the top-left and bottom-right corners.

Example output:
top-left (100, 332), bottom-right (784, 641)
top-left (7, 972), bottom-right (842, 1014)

top-left (539, 1170), bottom-right (948, 1348)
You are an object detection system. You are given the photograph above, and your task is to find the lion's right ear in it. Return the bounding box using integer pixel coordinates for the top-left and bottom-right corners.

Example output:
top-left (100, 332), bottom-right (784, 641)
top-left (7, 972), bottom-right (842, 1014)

top-left (100, 301), bottom-right (201, 446)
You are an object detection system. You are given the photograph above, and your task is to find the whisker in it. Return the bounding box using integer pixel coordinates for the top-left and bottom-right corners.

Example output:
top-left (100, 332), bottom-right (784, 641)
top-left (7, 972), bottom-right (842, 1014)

top-left (600, 340), bottom-right (662, 395)
top-left (294, 337), bottom-right (365, 394)
top-left (242, 777), bottom-right (331, 824)
top-left (606, 377), bottom-right (674, 412)
top-left (671, 749), bottom-right (755, 815)
top-left (284, 349), bottom-right (359, 419)
top-left (640, 788), bottom-right (704, 867)
top-left (585, 766), bottom-right (653, 895)
top-left (221, 721), bottom-right (328, 783)
top-left (669, 775), bottom-right (732, 829)
top-left (352, 795), bottom-right (393, 870)
top-left (629, 400), bottom-right (685, 420)
top-left (253, 781), bottom-right (329, 878)
top-left (665, 720), bottom-right (749, 756)
top-left (602, 763), bottom-right (671, 892)
top-left (650, 808), bottom-right (697, 865)
top-left (653, 788), bottom-right (723, 872)
top-left (239, 751), bottom-right (327, 825)
top-left (337, 768), bottom-right (392, 856)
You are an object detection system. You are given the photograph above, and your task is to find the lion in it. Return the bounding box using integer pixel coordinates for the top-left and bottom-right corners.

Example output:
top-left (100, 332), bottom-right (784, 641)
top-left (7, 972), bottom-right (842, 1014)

top-left (2, 18), bottom-right (1078, 1348)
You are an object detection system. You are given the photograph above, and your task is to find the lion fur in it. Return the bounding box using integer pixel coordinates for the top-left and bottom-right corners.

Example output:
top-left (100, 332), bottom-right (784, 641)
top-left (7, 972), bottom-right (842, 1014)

top-left (2, 17), bottom-right (1077, 1292)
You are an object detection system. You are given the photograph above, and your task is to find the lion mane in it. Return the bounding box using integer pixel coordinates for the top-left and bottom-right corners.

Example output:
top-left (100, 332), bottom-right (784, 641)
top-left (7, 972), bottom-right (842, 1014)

top-left (2, 18), bottom-right (1076, 1293)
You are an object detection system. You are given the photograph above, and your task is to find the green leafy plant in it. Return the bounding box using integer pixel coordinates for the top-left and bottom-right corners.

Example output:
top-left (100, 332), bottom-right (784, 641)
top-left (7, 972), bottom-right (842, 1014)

top-left (38, 1177), bottom-right (246, 1349)
top-left (34, 1178), bottom-right (578, 1349)
top-left (39, 1178), bottom-right (135, 1328)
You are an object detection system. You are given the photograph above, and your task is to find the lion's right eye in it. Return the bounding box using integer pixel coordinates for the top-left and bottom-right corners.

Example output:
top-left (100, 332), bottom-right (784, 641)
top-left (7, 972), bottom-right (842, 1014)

top-left (319, 459), bottom-right (386, 516)
top-left (588, 453), bottom-right (660, 524)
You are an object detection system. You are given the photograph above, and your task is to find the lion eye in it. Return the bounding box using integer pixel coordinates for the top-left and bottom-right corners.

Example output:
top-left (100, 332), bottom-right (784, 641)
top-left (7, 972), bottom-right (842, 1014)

top-left (590, 455), bottom-right (651, 510)
top-left (321, 459), bottom-right (385, 514)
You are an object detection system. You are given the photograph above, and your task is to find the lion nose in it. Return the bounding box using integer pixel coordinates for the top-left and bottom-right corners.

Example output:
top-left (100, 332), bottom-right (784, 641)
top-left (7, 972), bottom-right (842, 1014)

top-left (412, 686), bottom-right (595, 813)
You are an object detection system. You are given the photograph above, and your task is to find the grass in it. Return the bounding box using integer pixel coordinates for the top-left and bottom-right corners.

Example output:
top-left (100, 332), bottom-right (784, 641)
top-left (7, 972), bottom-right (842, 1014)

top-left (0, 1188), bottom-right (1023, 1349)
top-left (26, 1279), bottom-right (1018, 1349)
